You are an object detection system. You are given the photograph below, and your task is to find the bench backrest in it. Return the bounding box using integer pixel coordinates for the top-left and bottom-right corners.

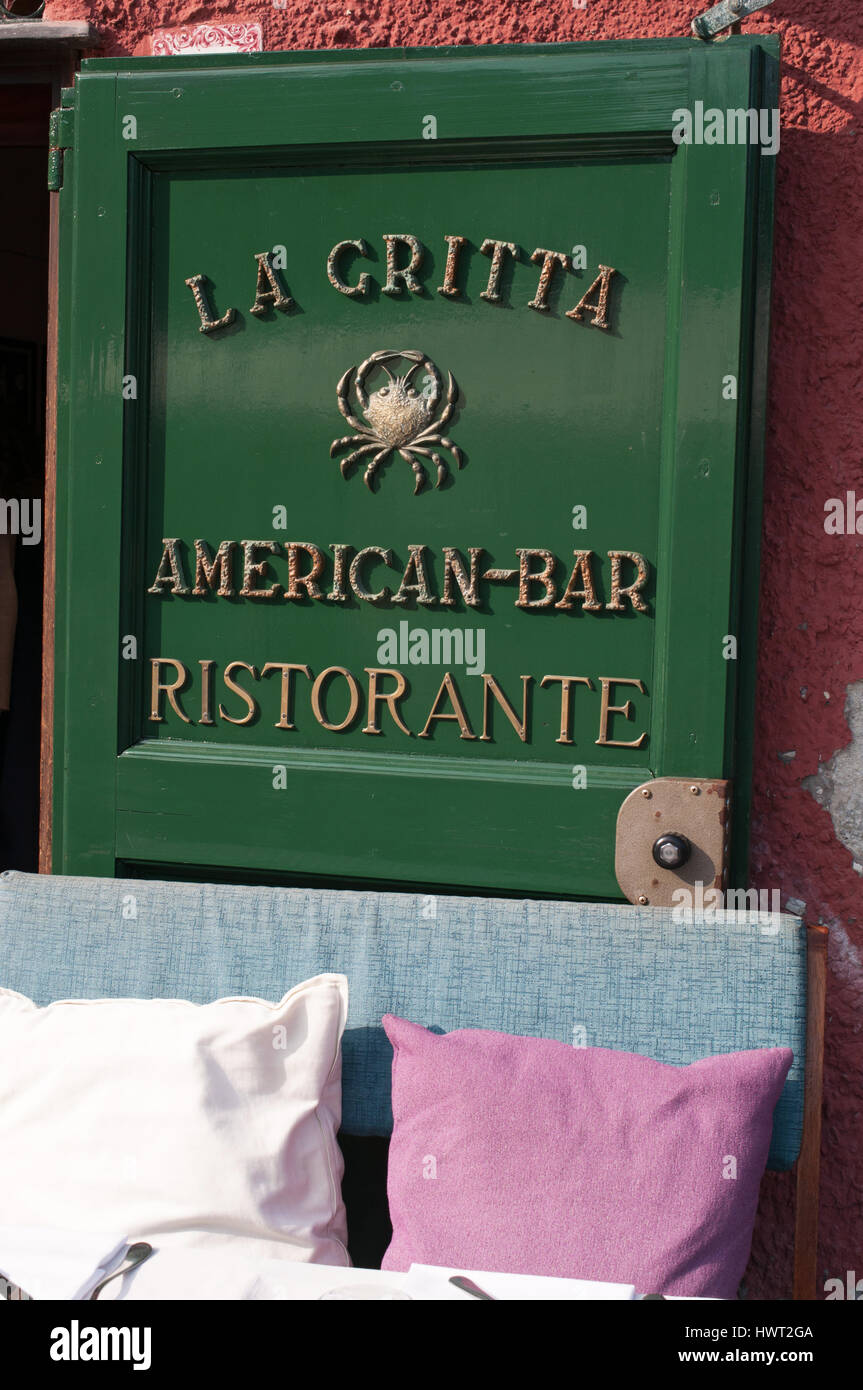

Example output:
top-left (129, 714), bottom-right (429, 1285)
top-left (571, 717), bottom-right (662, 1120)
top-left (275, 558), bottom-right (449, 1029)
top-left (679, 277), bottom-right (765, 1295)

top-left (0, 870), bottom-right (807, 1170)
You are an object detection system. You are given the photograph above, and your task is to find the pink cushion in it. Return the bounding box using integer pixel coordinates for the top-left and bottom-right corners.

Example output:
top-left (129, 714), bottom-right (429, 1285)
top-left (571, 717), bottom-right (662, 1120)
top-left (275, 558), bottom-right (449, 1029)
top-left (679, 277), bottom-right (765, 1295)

top-left (381, 1016), bottom-right (792, 1298)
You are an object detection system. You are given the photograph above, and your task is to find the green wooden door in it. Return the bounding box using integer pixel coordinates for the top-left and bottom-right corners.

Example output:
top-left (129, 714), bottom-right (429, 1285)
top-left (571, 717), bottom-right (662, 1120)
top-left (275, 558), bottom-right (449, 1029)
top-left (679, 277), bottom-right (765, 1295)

top-left (50, 38), bottom-right (777, 898)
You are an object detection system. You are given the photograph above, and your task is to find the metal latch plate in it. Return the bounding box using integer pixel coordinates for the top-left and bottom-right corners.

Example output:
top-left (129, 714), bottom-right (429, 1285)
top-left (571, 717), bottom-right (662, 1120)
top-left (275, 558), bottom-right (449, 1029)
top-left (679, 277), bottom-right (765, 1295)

top-left (615, 776), bottom-right (731, 907)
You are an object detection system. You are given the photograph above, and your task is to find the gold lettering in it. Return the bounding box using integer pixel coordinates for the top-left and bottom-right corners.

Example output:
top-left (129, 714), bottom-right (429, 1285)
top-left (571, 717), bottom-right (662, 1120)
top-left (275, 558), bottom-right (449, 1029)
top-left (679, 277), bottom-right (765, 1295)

top-left (437, 234), bottom-right (468, 298)
top-left (249, 251), bottom-right (294, 316)
top-left (284, 542), bottom-right (326, 601)
top-left (555, 550), bottom-right (602, 611)
top-left (392, 544), bottom-right (437, 607)
top-left (349, 546), bottom-right (394, 603)
top-left (261, 662), bottom-right (311, 730)
top-left (219, 661), bottom-right (260, 725)
top-left (327, 238), bottom-right (371, 298)
top-left (327, 543), bottom-right (352, 602)
top-left (595, 677), bottom-right (648, 748)
top-left (566, 264), bottom-right (617, 330)
top-left (440, 547), bottom-right (484, 609)
top-left (193, 539), bottom-right (236, 597)
top-left (540, 674), bottom-right (593, 744)
top-left (148, 539), bottom-right (190, 596)
top-left (184, 274), bottom-right (236, 334)
top-left (240, 540), bottom-right (282, 600)
top-left (363, 667), bottom-right (412, 736)
top-left (149, 658), bottom-right (192, 723)
top-left (479, 238), bottom-right (519, 303)
top-left (418, 672), bottom-right (476, 741)
top-left (382, 233), bottom-right (424, 296)
top-left (606, 551), bottom-right (650, 613)
top-left (199, 658), bottom-right (216, 725)
top-left (311, 666), bottom-right (361, 732)
top-left (480, 674), bottom-right (531, 743)
top-left (527, 248), bottom-right (571, 312)
top-left (515, 548), bottom-right (556, 609)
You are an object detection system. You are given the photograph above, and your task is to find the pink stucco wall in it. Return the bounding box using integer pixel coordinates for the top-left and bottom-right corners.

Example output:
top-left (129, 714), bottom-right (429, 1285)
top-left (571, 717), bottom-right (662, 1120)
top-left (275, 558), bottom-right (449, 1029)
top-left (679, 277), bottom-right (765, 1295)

top-left (40, 0), bottom-right (863, 1298)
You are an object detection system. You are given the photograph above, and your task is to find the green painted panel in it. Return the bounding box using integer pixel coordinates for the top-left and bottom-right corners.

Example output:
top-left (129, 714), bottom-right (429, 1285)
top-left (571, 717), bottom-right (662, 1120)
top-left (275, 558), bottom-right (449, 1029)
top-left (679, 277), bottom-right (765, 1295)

top-left (52, 39), bottom-right (778, 896)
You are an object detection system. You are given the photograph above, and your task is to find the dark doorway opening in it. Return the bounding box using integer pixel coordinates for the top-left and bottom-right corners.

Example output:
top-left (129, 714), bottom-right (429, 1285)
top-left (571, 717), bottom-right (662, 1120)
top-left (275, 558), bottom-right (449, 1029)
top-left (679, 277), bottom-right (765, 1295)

top-left (0, 80), bottom-right (50, 870)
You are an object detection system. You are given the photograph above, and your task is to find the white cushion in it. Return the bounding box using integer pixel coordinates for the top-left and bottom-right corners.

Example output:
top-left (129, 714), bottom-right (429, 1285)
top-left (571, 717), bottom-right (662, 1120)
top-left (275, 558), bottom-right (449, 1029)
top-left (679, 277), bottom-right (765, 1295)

top-left (0, 974), bottom-right (349, 1265)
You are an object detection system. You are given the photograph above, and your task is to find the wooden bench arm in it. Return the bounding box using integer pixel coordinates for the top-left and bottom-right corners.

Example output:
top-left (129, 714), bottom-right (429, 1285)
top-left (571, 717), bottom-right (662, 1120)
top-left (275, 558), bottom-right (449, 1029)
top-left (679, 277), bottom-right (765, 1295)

top-left (793, 924), bottom-right (828, 1300)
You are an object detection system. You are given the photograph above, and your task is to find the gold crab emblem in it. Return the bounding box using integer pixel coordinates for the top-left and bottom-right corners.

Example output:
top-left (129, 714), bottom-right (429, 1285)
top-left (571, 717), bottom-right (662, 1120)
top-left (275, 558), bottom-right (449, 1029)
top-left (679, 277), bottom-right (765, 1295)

top-left (330, 348), bottom-right (463, 494)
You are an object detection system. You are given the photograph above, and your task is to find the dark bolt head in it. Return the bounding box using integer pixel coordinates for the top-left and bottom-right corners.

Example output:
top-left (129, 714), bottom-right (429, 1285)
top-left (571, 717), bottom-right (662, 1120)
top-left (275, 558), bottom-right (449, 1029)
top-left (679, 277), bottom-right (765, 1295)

top-left (652, 833), bottom-right (692, 871)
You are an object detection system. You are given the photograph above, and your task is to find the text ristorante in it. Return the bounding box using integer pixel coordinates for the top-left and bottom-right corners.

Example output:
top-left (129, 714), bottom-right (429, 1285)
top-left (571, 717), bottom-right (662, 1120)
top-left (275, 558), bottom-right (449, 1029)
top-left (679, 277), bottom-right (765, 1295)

top-left (149, 660), bottom-right (648, 749)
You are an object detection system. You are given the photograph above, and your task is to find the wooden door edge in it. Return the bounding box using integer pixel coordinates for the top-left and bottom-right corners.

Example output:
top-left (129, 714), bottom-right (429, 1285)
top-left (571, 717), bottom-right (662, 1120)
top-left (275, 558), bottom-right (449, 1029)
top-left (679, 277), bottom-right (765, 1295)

top-left (38, 62), bottom-right (74, 875)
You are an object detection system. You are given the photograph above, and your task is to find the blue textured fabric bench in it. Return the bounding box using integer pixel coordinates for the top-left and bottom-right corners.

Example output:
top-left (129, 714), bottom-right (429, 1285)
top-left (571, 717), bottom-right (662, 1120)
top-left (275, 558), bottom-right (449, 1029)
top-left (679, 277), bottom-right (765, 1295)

top-left (0, 869), bottom-right (823, 1293)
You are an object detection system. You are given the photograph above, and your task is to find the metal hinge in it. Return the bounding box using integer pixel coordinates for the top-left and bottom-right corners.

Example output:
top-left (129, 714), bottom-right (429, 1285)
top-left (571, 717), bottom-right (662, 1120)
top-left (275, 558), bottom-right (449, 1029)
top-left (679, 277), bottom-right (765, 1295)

top-left (48, 87), bottom-right (76, 192)
top-left (692, 0), bottom-right (774, 40)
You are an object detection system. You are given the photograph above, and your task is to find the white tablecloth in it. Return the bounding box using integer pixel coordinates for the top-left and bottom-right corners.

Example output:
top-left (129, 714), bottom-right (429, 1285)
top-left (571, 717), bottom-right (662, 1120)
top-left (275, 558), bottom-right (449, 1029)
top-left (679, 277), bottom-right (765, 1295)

top-left (1, 1228), bottom-right (705, 1300)
top-left (0, 1228), bottom-right (639, 1300)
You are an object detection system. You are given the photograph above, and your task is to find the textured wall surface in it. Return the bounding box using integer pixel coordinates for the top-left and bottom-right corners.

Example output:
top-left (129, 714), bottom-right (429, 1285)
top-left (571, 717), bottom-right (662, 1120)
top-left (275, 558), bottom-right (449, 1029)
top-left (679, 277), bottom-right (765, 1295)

top-left (39, 0), bottom-right (863, 1298)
